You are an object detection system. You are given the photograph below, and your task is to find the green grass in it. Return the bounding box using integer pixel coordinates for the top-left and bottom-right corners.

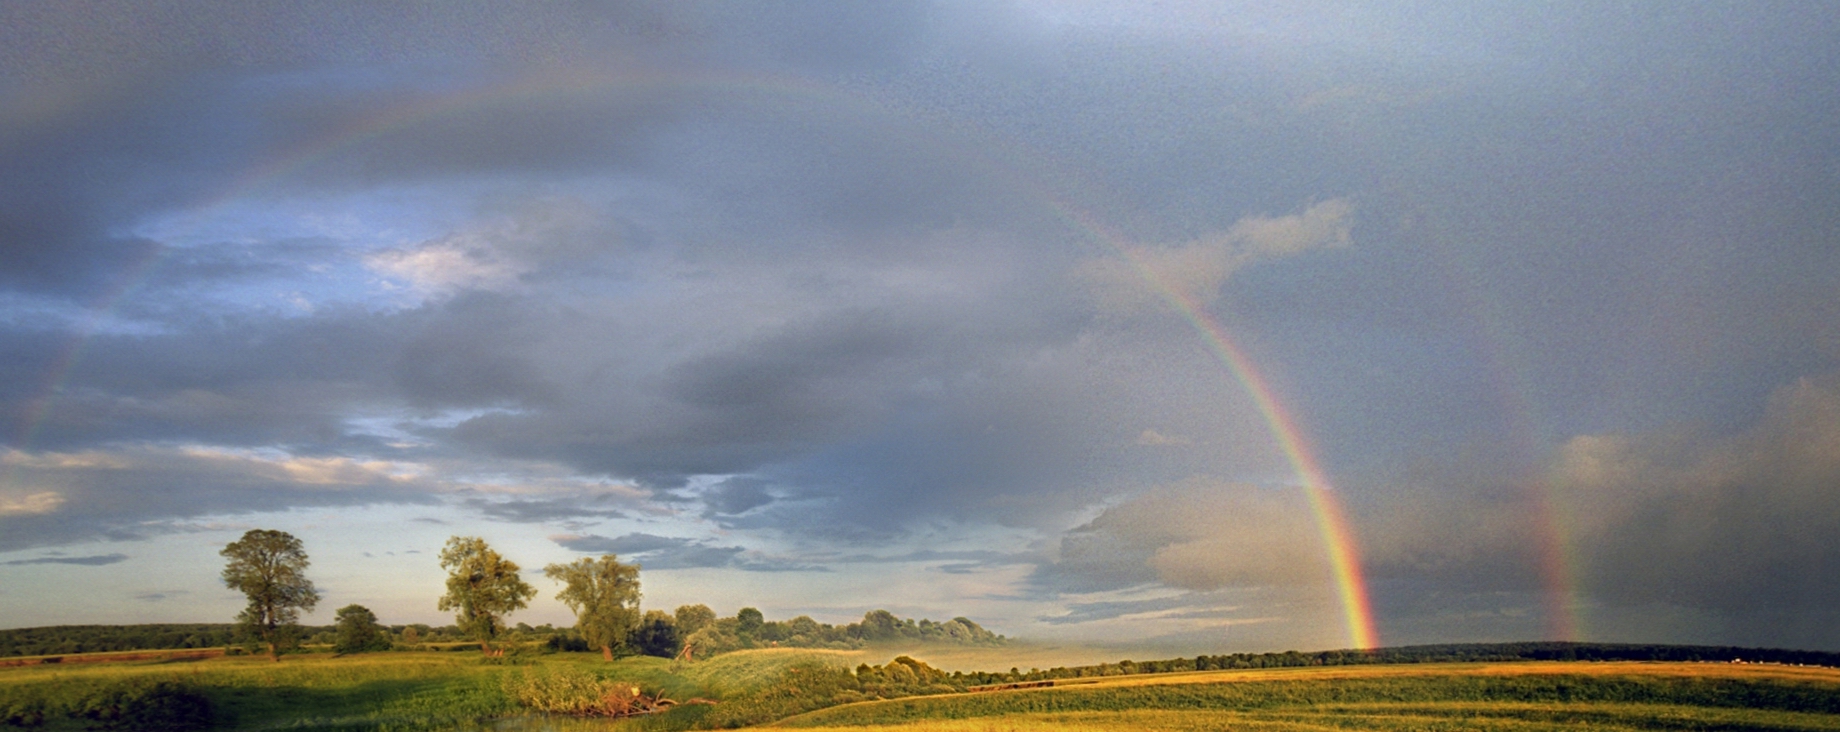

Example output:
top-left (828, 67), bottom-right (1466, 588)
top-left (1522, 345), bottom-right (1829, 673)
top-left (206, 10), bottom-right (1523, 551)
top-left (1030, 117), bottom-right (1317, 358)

top-left (772, 663), bottom-right (1840, 731)
top-left (0, 646), bottom-right (872, 730)
top-left (675, 648), bottom-right (861, 697)
top-left (7, 652), bottom-right (1840, 731)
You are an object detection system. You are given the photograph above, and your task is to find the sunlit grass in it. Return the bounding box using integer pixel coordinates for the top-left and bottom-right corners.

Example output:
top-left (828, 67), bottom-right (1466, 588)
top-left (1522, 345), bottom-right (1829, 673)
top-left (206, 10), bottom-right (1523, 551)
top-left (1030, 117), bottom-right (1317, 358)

top-left (774, 662), bottom-right (1840, 731)
top-left (7, 653), bottom-right (1840, 730)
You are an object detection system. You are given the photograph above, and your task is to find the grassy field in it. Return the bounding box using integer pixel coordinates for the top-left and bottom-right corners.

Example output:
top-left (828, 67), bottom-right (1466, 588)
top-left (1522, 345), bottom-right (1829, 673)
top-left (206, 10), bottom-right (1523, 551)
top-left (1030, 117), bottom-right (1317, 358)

top-left (774, 661), bottom-right (1840, 731)
top-left (5, 648), bottom-right (1840, 730)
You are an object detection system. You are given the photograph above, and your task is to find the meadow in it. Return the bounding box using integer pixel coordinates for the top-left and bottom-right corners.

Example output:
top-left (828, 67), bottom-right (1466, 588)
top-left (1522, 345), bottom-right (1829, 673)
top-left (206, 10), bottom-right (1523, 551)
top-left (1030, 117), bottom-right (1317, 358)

top-left (3, 646), bottom-right (1839, 730)
top-left (778, 661), bottom-right (1840, 732)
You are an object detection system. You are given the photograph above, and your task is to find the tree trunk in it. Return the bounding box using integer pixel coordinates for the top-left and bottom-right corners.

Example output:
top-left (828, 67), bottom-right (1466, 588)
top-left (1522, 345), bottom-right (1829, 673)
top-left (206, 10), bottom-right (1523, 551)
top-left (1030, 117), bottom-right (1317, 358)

top-left (267, 641), bottom-right (278, 662)
top-left (480, 641), bottom-right (493, 656)
top-left (602, 644), bottom-right (613, 662)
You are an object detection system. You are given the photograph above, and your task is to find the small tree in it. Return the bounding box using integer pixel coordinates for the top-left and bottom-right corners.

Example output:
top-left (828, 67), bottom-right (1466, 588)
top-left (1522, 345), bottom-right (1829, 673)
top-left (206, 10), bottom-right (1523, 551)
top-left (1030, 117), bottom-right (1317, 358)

top-left (437, 536), bottom-right (536, 656)
top-left (333, 604), bottom-right (391, 654)
top-left (220, 529), bottom-right (320, 662)
top-left (543, 554), bottom-right (641, 661)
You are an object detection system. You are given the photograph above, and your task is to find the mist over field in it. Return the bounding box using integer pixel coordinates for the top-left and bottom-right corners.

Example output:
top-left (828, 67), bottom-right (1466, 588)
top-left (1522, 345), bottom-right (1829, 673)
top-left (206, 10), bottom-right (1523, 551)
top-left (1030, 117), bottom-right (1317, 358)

top-left (2, 1), bottom-right (1838, 653)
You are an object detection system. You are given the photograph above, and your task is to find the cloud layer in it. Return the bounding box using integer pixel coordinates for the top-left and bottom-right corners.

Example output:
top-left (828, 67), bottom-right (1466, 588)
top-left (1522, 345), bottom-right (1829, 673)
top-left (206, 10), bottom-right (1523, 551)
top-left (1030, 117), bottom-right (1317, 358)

top-left (2, 2), bottom-right (1838, 649)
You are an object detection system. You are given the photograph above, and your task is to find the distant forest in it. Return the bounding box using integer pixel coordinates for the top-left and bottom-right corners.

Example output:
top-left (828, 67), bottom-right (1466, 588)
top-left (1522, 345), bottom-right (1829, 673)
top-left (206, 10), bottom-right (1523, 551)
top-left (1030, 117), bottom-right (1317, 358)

top-left (0, 607), bottom-right (1005, 659)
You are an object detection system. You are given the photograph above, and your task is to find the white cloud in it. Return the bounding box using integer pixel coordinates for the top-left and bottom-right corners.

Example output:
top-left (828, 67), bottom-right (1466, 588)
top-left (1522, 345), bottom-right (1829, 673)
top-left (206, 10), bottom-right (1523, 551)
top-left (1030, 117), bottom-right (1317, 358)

top-left (366, 237), bottom-right (528, 297)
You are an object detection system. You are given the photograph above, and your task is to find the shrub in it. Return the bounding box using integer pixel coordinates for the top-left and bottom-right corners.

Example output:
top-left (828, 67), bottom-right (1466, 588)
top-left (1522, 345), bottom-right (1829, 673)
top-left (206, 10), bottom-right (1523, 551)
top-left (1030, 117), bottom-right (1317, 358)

top-left (72, 681), bottom-right (213, 732)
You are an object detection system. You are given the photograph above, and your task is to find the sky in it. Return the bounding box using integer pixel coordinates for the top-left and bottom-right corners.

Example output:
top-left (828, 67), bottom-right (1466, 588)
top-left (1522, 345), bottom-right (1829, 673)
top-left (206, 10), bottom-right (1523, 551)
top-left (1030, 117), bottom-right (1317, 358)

top-left (2, 1), bottom-right (1839, 653)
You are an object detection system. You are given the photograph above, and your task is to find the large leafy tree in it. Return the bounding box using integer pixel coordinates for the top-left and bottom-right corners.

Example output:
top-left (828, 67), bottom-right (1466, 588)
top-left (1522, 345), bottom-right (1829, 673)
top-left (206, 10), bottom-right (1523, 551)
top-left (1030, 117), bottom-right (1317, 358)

top-left (543, 554), bottom-right (641, 661)
top-left (437, 536), bottom-right (536, 656)
top-left (220, 529), bottom-right (321, 662)
top-left (332, 604), bottom-right (392, 654)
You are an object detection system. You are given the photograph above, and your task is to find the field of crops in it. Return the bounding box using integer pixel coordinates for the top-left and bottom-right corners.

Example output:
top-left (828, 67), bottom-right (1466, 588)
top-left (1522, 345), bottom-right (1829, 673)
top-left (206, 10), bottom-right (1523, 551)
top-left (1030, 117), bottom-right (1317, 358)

top-left (776, 661), bottom-right (1840, 731)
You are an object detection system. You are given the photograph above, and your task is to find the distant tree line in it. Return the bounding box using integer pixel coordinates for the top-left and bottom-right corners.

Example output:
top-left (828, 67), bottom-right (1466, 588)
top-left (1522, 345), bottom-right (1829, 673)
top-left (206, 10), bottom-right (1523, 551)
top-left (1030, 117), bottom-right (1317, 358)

top-left (652, 606), bottom-right (1005, 658)
top-left (0, 625), bottom-right (237, 657)
top-left (1, 529), bottom-right (1004, 662)
top-left (951, 642), bottom-right (1840, 686)
top-left (0, 622), bottom-right (501, 657)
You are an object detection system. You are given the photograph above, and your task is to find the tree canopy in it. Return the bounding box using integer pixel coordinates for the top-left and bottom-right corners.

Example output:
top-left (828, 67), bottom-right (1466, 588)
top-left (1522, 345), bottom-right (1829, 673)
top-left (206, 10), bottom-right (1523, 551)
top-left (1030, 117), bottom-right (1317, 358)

top-left (332, 604), bottom-right (391, 654)
top-left (220, 529), bottom-right (320, 662)
top-left (437, 536), bottom-right (536, 656)
top-left (544, 554), bottom-right (641, 661)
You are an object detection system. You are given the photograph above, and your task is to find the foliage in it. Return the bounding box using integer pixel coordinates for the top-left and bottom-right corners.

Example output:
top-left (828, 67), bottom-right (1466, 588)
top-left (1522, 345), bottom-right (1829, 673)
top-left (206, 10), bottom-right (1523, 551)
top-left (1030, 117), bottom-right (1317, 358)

top-left (695, 655), bottom-right (965, 728)
top-left (502, 667), bottom-right (677, 717)
top-left (631, 610), bottom-right (683, 658)
top-left (0, 625), bottom-right (237, 657)
top-left (332, 604), bottom-right (392, 655)
top-left (675, 604), bottom-right (717, 637)
top-left (0, 678), bottom-right (212, 731)
top-left (544, 554), bottom-right (641, 661)
top-left (219, 529), bottom-right (320, 662)
top-left (678, 608), bottom-right (1005, 660)
top-left (437, 536), bottom-right (537, 656)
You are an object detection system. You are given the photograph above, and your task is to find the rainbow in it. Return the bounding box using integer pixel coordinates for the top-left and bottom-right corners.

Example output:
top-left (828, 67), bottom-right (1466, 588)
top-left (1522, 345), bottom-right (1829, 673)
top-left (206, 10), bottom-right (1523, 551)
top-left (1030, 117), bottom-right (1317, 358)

top-left (15, 66), bottom-right (1387, 647)
top-left (1045, 207), bottom-right (1380, 650)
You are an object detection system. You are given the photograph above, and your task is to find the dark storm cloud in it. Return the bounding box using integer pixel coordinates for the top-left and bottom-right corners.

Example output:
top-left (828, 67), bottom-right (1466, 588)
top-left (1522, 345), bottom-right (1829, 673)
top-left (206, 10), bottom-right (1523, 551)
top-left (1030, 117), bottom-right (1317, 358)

top-left (1, 553), bottom-right (129, 567)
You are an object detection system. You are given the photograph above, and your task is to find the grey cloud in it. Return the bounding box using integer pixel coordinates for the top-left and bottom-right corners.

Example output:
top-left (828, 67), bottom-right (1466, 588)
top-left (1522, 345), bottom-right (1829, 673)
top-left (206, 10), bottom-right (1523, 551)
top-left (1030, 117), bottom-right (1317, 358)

top-left (551, 532), bottom-right (824, 572)
top-left (2, 553), bottom-right (129, 566)
top-left (1550, 375), bottom-right (1840, 616)
top-left (464, 492), bottom-right (629, 524)
top-left (702, 477), bottom-right (774, 517)
top-left (1032, 479), bottom-right (1330, 596)
top-left (1041, 592), bottom-right (1237, 626)
top-left (3, 0), bottom-right (1839, 648)
top-left (0, 446), bottom-right (438, 552)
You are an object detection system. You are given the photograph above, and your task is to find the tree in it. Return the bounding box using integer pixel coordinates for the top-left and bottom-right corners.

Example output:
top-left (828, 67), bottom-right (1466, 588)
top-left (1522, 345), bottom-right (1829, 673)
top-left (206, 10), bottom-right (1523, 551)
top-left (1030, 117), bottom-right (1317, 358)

top-left (437, 536), bottom-right (536, 656)
top-left (333, 604), bottom-right (391, 654)
top-left (858, 609), bottom-right (899, 640)
top-left (543, 554), bottom-right (641, 661)
top-left (674, 604), bottom-right (716, 635)
top-left (736, 607), bottom-right (765, 636)
top-left (628, 609), bottom-right (680, 658)
top-left (220, 529), bottom-right (321, 662)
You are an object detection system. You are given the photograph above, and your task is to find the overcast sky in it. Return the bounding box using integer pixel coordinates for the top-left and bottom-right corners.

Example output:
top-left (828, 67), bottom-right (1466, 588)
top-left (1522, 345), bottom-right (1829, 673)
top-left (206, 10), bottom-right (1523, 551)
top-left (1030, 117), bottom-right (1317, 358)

top-left (3, 1), bottom-right (1838, 653)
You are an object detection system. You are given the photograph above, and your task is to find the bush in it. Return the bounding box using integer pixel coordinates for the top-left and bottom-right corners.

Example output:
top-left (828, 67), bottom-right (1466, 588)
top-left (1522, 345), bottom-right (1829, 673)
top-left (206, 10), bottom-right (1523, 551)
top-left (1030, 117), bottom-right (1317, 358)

top-left (72, 681), bottom-right (213, 732)
top-left (502, 669), bottom-right (671, 717)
